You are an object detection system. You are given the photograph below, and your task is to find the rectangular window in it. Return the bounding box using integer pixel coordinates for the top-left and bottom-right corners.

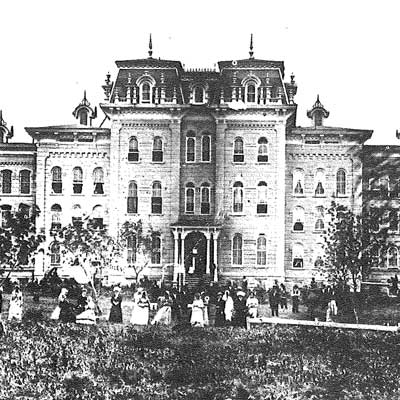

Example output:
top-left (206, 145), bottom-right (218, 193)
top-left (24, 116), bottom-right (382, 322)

top-left (151, 198), bottom-right (162, 214)
top-left (127, 197), bottom-right (138, 214)
top-left (128, 152), bottom-right (139, 162)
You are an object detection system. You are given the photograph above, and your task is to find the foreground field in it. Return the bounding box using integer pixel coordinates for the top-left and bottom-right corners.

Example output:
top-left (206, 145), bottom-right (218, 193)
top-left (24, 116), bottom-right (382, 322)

top-left (1, 320), bottom-right (400, 400)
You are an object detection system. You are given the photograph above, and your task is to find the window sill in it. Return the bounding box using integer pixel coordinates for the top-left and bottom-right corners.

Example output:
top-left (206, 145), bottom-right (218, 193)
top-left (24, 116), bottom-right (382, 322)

top-left (292, 230), bottom-right (305, 233)
top-left (149, 214), bottom-right (164, 217)
top-left (293, 194), bottom-right (306, 198)
top-left (255, 162), bottom-right (270, 165)
top-left (93, 194), bottom-right (106, 196)
top-left (200, 160), bottom-right (212, 164)
top-left (50, 193), bottom-right (63, 196)
top-left (231, 213), bottom-right (246, 216)
top-left (336, 194), bottom-right (348, 198)
top-left (313, 230), bottom-right (325, 234)
top-left (151, 161), bottom-right (165, 164)
top-left (72, 193), bottom-right (84, 196)
top-left (232, 162), bottom-right (246, 165)
top-left (256, 213), bottom-right (268, 216)
top-left (127, 160), bottom-right (140, 164)
top-left (313, 195), bottom-right (327, 198)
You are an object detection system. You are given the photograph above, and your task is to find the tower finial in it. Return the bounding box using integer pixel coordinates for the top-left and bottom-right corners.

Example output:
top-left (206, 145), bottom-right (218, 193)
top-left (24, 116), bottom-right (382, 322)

top-left (148, 33), bottom-right (153, 58)
top-left (249, 33), bottom-right (254, 59)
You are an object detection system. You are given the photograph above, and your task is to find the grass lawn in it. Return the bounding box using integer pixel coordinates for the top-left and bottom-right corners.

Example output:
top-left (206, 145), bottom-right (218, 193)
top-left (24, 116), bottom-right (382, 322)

top-left (1, 292), bottom-right (400, 399)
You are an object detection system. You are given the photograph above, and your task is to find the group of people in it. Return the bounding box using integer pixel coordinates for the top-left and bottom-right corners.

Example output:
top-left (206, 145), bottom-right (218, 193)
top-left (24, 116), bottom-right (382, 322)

top-left (108, 285), bottom-right (260, 328)
top-left (267, 281), bottom-right (301, 317)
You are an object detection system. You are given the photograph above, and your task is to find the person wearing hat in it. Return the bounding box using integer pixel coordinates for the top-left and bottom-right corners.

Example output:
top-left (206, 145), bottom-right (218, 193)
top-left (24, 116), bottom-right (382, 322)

top-left (214, 291), bottom-right (225, 327)
top-left (246, 291), bottom-right (259, 318)
top-left (234, 290), bottom-right (247, 328)
top-left (109, 286), bottom-right (123, 323)
top-left (8, 283), bottom-right (23, 322)
top-left (76, 295), bottom-right (97, 325)
top-left (151, 290), bottom-right (173, 326)
top-left (190, 293), bottom-right (205, 327)
top-left (291, 285), bottom-right (301, 314)
top-left (58, 288), bottom-right (75, 323)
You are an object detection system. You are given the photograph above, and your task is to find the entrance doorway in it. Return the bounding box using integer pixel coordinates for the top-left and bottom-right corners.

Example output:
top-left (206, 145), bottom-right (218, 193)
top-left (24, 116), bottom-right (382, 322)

top-left (184, 231), bottom-right (207, 275)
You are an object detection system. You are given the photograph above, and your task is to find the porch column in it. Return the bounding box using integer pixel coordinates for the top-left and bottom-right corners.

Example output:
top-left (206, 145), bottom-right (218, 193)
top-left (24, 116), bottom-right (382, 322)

top-left (172, 229), bottom-right (179, 283)
top-left (205, 231), bottom-right (211, 274)
top-left (181, 230), bottom-right (188, 286)
top-left (213, 231), bottom-right (219, 282)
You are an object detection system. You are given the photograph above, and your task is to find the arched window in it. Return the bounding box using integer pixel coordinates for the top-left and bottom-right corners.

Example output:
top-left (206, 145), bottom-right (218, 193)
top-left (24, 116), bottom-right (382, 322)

top-left (257, 137), bottom-right (268, 162)
top-left (152, 136), bottom-right (163, 162)
top-left (151, 181), bottom-right (162, 214)
top-left (127, 234), bottom-right (136, 264)
top-left (193, 86), bottom-right (205, 104)
top-left (201, 135), bottom-right (211, 162)
top-left (141, 82), bottom-right (151, 103)
top-left (314, 243), bottom-right (325, 267)
top-left (388, 246), bottom-right (398, 268)
top-left (91, 205), bottom-right (104, 229)
top-left (50, 204), bottom-right (62, 231)
top-left (50, 242), bottom-right (61, 266)
top-left (72, 204), bottom-right (82, 227)
top-left (256, 235), bottom-right (267, 265)
top-left (314, 206), bottom-right (325, 231)
top-left (246, 83), bottom-right (256, 103)
top-left (293, 206), bottom-right (305, 231)
top-left (186, 136), bottom-right (195, 162)
top-left (93, 167), bottom-right (104, 194)
top-left (1, 205), bottom-right (11, 228)
top-left (293, 169), bottom-right (304, 195)
top-left (19, 170), bottom-right (31, 194)
top-left (73, 167), bottom-right (83, 194)
top-left (151, 233), bottom-right (161, 264)
top-left (232, 233), bottom-right (243, 265)
top-left (1, 170), bottom-right (12, 194)
top-left (51, 166), bottom-right (62, 194)
top-left (185, 183), bottom-right (195, 213)
top-left (314, 169), bottom-right (325, 196)
top-left (336, 169), bottom-right (346, 196)
top-left (389, 210), bottom-right (400, 233)
top-left (293, 243), bottom-right (304, 268)
top-left (233, 138), bottom-right (244, 163)
top-left (128, 137), bottom-right (139, 162)
top-left (257, 181), bottom-right (268, 214)
top-left (233, 181), bottom-right (244, 213)
top-left (200, 183), bottom-right (210, 215)
top-left (127, 181), bottom-right (138, 214)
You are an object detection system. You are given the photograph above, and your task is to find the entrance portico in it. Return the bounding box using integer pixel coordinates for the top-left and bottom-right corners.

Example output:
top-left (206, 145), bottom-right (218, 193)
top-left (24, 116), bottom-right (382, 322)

top-left (171, 224), bottom-right (221, 285)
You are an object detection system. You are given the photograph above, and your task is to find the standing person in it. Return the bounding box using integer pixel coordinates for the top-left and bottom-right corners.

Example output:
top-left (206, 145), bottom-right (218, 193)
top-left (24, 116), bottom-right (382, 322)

top-left (109, 286), bottom-right (123, 323)
top-left (326, 296), bottom-right (338, 322)
top-left (234, 291), bottom-right (248, 327)
top-left (291, 285), bottom-right (301, 313)
top-left (134, 291), bottom-right (150, 326)
top-left (58, 288), bottom-right (75, 323)
top-left (246, 291), bottom-right (259, 318)
top-left (76, 295), bottom-right (97, 325)
top-left (151, 291), bottom-right (173, 326)
top-left (214, 291), bottom-right (225, 327)
top-left (76, 287), bottom-right (88, 315)
top-left (223, 290), bottom-right (234, 325)
top-left (280, 283), bottom-right (288, 311)
top-left (269, 285), bottom-right (280, 317)
top-left (190, 293), bottom-right (205, 327)
top-left (32, 279), bottom-right (40, 303)
top-left (8, 284), bottom-right (23, 322)
top-left (203, 294), bottom-right (210, 326)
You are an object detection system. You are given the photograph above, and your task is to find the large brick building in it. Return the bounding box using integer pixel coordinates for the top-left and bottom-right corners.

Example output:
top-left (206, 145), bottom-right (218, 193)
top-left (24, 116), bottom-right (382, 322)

top-left (1, 45), bottom-right (395, 286)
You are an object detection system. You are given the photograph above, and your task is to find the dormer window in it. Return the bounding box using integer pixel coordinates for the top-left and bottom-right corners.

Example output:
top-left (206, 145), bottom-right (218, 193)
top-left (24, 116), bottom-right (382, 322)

top-left (246, 84), bottom-right (256, 103)
top-left (193, 86), bottom-right (205, 104)
top-left (141, 82), bottom-right (151, 103)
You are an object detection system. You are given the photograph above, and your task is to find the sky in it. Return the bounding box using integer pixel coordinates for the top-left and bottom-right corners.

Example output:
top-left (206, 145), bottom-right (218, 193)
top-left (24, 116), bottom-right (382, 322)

top-left (0, 0), bottom-right (399, 144)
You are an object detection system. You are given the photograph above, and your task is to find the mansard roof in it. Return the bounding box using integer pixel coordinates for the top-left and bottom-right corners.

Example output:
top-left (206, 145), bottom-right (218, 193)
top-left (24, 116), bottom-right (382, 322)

top-left (218, 58), bottom-right (285, 76)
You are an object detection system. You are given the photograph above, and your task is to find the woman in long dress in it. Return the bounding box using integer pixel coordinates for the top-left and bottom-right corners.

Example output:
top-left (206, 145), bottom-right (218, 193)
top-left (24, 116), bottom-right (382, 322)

top-left (246, 291), bottom-right (259, 318)
top-left (190, 293), bottom-right (205, 327)
top-left (8, 285), bottom-right (23, 322)
top-left (58, 288), bottom-right (76, 323)
top-left (131, 291), bottom-right (150, 325)
top-left (202, 294), bottom-right (210, 326)
top-left (223, 290), bottom-right (234, 325)
top-left (76, 295), bottom-right (97, 325)
top-left (109, 286), bottom-right (123, 323)
top-left (151, 291), bottom-right (173, 326)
